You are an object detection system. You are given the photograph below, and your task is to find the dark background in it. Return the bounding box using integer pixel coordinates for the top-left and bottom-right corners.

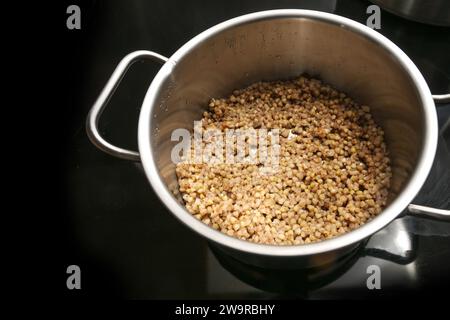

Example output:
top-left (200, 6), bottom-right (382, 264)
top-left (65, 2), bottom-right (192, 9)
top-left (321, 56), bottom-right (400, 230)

top-left (53, 0), bottom-right (450, 299)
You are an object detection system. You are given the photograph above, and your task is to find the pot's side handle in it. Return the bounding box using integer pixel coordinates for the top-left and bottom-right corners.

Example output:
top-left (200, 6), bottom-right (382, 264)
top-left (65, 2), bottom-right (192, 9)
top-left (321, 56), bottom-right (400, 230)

top-left (407, 204), bottom-right (450, 220)
top-left (433, 93), bottom-right (450, 104)
top-left (86, 50), bottom-right (169, 161)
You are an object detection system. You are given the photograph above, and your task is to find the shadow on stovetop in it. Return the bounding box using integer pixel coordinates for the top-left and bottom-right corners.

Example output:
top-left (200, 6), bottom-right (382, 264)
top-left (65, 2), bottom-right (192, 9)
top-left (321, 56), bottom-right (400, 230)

top-left (205, 216), bottom-right (420, 299)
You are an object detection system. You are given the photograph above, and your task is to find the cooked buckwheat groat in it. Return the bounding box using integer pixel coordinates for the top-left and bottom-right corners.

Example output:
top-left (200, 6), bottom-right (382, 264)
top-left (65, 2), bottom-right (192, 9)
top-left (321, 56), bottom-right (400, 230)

top-left (176, 76), bottom-right (391, 245)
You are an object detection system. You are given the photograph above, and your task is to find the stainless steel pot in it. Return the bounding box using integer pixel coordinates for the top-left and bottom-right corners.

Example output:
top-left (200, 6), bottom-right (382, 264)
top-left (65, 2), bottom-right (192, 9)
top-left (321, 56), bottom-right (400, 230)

top-left (371, 0), bottom-right (450, 27)
top-left (87, 10), bottom-right (450, 269)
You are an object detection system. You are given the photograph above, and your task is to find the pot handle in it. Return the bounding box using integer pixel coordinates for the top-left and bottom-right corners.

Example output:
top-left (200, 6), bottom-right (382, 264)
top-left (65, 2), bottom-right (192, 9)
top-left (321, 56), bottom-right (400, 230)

top-left (86, 50), bottom-right (169, 161)
top-left (433, 93), bottom-right (450, 104)
top-left (407, 204), bottom-right (450, 220)
top-left (362, 245), bottom-right (417, 265)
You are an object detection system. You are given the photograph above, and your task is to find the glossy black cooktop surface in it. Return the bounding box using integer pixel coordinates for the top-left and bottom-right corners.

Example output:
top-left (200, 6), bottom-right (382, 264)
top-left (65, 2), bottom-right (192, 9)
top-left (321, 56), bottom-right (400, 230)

top-left (61, 0), bottom-right (450, 298)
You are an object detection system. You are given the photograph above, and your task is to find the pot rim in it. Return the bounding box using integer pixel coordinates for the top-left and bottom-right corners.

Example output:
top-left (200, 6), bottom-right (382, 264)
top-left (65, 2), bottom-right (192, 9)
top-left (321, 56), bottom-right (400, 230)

top-left (138, 9), bottom-right (438, 257)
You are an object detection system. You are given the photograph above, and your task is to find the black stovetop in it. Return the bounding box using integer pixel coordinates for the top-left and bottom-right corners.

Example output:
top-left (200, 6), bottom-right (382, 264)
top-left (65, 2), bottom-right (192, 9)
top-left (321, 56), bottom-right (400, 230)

top-left (62, 0), bottom-right (450, 298)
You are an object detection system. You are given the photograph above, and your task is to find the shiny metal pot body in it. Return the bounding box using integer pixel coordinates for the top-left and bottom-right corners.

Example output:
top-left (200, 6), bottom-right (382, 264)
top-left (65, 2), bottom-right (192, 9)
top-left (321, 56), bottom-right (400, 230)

top-left (371, 0), bottom-right (450, 27)
top-left (87, 10), bottom-right (448, 269)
